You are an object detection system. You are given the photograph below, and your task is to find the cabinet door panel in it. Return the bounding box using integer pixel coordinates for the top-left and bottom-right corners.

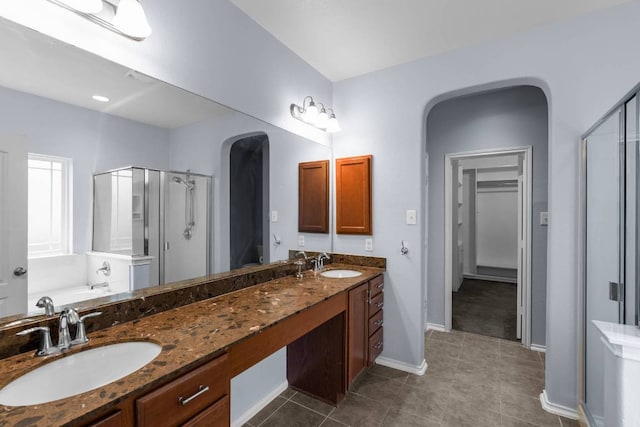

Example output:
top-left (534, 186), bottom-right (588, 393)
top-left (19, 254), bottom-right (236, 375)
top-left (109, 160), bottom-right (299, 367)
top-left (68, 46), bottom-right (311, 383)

top-left (348, 283), bottom-right (368, 384)
top-left (336, 155), bottom-right (372, 234)
top-left (181, 396), bottom-right (229, 427)
top-left (299, 160), bottom-right (329, 233)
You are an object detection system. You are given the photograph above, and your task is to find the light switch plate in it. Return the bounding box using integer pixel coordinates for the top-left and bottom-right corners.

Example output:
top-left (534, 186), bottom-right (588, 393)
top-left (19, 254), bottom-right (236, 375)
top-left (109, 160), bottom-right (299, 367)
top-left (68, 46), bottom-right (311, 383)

top-left (540, 212), bottom-right (548, 226)
top-left (406, 209), bottom-right (417, 225)
top-left (271, 210), bottom-right (278, 222)
top-left (365, 239), bottom-right (373, 251)
top-left (298, 235), bottom-right (305, 246)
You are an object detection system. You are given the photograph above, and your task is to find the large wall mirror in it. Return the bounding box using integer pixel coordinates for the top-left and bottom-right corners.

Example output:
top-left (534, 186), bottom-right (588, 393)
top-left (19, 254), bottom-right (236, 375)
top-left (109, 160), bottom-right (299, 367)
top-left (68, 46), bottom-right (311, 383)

top-left (0, 17), bottom-right (332, 323)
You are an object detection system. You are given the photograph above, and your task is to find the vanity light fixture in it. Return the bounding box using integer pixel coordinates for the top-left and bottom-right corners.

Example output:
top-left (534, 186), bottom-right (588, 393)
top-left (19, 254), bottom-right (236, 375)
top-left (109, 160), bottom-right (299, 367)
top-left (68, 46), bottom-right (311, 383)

top-left (290, 96), bottom-right (340, 132)
top-left (92, 95), bottom-right (110, 102)
top-left (45, 0), bottom-right (152, 41)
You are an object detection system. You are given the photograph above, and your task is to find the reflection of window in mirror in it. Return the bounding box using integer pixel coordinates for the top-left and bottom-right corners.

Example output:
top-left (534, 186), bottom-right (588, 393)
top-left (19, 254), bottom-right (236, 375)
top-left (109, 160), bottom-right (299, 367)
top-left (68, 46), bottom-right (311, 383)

top-left (27, 153), bottom-right (71, 258)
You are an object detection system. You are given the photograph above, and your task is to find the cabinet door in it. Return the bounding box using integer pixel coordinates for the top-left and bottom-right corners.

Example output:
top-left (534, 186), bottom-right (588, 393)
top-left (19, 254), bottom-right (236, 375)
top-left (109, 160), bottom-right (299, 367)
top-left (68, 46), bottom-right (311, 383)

top-left (336, 155), bottom-right (372, 234)
top-left (299, 160), bottom-right (329, 233)
top-left (181, 396), bottom-right (229, 427)
top-left (348, 283), bottom-right (369, 385)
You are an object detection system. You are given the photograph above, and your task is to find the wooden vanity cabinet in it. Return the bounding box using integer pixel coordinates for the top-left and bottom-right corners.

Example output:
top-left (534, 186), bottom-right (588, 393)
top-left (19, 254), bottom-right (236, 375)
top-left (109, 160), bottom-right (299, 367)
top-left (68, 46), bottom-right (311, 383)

top-left (347, 274), bottom-right (384, 386)
top-left (137, 353), bottom-right (229, 427)
top-left (367, 275), bottom-right (384, 366)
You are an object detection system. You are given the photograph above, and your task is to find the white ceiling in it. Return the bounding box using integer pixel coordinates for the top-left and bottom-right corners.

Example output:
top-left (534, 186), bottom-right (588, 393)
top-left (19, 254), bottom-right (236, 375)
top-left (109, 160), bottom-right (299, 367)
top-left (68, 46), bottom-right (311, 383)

top-left (0, 19), bottom-right (231, 129)
top-left (231, 0), bottom-right (631, 81)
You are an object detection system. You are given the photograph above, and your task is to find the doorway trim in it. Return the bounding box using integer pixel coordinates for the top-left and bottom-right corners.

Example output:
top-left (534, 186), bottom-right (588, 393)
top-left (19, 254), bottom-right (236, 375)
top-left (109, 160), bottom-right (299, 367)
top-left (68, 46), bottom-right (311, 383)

top-left (444, 146), bottom-right (533, 347)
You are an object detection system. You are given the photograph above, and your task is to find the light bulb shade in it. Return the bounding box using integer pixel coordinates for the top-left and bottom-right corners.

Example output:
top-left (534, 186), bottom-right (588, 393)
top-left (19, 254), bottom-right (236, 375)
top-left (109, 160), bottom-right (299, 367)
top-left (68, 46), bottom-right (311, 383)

top-left (316, 110), bottom-right (329, 128)
top-left (326, 116), bottom-right (340, 133)
top-left (303, 104), bottom-right (318, 123)
top-left (60, 0), bottom-right (103, 13)
top-left (113, 0), bottom-right (152, 38)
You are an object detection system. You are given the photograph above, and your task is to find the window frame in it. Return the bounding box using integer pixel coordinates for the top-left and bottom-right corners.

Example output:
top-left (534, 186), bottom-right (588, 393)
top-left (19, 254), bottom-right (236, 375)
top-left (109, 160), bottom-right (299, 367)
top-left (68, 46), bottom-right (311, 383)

top-left (27, 153), bottom-right (72, 258)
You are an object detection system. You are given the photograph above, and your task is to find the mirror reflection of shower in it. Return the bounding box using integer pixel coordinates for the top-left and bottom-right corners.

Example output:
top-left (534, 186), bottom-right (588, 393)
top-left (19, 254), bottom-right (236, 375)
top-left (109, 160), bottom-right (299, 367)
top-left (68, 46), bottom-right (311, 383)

top-left (171, 172), bottom-right (196, 240)
top-left (230, 134), bottom-right (270, 270)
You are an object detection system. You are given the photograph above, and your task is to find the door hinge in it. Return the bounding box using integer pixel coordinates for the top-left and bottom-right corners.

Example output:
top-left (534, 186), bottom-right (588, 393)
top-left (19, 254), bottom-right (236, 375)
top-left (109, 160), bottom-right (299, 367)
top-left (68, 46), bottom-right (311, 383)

top-left (609, 282), bottom-right (624, 302)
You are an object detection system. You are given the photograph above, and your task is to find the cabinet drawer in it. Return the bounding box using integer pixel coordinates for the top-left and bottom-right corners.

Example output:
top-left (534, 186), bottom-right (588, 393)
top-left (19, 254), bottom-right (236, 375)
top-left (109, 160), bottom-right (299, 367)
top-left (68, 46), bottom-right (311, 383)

top-left (181, 395), bottom-right (229, 427)
top-left (368, 309), bottom-right (383, 335)
top-left (369, 292), bottom-right (384, 317)
top-left (369, 275), bottom-right (384, 298)
top-left (368, 327), bottom-right (383, 366)
top-left (85, 411), bottom-right (123, 427)
top-left (137, 354), bottom-right (229, 427)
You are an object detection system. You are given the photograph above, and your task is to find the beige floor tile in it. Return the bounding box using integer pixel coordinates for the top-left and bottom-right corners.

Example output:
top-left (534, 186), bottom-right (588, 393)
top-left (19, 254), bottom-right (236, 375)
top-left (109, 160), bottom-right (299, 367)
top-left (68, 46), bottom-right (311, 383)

top-left (247, 396), bottom-right (288, 426)
top-left (391, 384), bottom-right (450, 421)
top-left (454, 359), bottom-right (501, 391)
top-left (425, 339), bottom-right (462, 362)
top-left (330, 393), bottom-right (389, 427)
top-left (320, 418), bottom-right (348, 427)
top-left (404, 366), bottom-right (455, 392)
top-left (448, 380), bottom-right (501, 414)
top-left (369, 364), bottom-right (410, 381)
top-left (501, 393), bottom-right (561, 427)
top-left (501, 414), bottom-right (539, 426)
top-left (429, 329), bottom-right (466, 346)
top-left (382, 408), bottom-right (441, 427)
top-left (500, 371), bottom-right (545, 398)
top-left (291, 392), bottom-right (335, 416)
top-left (499, 355), bottom-right (544, 380)
top-left (559, 417), bottom-right (580, 427)
top-left (441, 404), bottom-right (501, 427)
top-left (260, 401), bottom-right (325, 427)
top-left (351, 371), bottom-right (405, 406)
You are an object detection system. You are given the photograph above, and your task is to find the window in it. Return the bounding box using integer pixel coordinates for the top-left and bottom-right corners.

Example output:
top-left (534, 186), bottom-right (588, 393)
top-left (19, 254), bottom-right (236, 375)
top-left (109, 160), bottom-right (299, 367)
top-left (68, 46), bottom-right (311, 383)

top-left (28, 154), bottom-right (71, 257)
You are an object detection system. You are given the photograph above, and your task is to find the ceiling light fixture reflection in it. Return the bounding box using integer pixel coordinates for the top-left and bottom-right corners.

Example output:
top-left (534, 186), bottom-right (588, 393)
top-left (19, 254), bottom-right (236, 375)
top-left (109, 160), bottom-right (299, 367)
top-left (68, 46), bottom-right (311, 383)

top-left (290, 96), bottom-right (340, 133)
top-left (45, 0), bottom-right (152, 41)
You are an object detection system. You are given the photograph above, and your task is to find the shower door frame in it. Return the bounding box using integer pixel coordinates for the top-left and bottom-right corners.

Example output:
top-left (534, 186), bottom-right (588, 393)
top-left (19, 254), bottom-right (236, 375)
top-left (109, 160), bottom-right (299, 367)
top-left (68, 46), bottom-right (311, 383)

top-left (578, 86), bottom-right (640, 425)
top-left (159, 170), bottom-right (212, 285)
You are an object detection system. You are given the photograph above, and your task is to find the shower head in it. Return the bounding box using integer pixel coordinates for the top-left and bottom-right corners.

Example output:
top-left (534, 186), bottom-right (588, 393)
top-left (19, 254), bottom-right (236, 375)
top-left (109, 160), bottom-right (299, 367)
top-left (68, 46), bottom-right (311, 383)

top-left (172, 176), bottom-right (195, 189)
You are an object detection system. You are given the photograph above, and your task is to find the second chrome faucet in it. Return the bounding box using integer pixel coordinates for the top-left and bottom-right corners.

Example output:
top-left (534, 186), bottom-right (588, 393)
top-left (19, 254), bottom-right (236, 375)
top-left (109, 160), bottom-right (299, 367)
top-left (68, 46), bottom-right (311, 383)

top-left (17, 308), bottom-right (102, 357)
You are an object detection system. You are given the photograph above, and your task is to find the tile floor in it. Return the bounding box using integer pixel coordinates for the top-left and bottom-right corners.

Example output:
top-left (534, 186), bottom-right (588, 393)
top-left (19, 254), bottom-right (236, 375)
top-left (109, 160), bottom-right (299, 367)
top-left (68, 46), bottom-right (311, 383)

top-left (452, 279), bottom-right (517, 341)
top-left (244, 330), bottom-right (579, 427)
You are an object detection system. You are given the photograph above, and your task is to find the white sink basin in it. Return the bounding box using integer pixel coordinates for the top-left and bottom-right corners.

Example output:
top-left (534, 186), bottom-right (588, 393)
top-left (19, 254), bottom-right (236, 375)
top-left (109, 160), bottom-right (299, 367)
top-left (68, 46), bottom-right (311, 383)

top-left (321, 269), bottom-right (363, 278)
top-left (0, 341), bottom-right (161, 406)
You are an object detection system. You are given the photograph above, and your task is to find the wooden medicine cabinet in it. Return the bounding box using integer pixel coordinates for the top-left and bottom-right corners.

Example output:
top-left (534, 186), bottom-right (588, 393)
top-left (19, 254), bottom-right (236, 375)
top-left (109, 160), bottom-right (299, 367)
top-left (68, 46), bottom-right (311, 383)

top-left (336, 155), bottom-right (372, 235)
top-left (298, 160), bottom-right (329, 233)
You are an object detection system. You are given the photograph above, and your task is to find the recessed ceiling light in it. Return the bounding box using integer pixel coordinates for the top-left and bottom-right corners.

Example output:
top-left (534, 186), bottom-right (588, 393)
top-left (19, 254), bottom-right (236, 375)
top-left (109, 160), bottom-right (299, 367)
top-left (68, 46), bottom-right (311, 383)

top-left (92, 95), bottom-right (110, 103)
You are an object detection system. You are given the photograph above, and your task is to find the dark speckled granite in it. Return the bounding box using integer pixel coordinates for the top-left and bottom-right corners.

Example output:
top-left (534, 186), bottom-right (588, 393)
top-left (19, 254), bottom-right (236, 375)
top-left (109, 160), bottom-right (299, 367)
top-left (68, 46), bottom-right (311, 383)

top-left (0, 264), bottom-right (384, 427)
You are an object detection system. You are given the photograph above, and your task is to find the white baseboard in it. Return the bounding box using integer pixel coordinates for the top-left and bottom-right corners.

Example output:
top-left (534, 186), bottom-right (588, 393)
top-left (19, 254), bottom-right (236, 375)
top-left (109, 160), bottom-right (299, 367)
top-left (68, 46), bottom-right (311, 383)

top-left (426, 323), bottom-right (446, 332)
top-left (376, 356), bottom-right (427, 376)
top-left (530, 344), bottom-right (546, 353)
top-left (539, 390), bottom-right (578, 420)
top-left (231, 381), bottom-right (288, 427)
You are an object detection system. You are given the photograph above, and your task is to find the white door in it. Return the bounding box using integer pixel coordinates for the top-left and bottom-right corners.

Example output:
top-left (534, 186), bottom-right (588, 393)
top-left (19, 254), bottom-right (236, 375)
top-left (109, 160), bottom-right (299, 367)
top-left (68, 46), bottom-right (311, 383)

top-left (0, 136), bottom-right (27, 317)
top-left (516, 158), bottom-right (524, 340)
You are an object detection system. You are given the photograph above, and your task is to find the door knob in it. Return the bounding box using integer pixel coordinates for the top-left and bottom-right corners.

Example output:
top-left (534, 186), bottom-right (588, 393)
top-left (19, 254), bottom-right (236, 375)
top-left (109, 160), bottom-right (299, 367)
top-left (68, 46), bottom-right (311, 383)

top-left (13, 267), bottom-right (27, 277)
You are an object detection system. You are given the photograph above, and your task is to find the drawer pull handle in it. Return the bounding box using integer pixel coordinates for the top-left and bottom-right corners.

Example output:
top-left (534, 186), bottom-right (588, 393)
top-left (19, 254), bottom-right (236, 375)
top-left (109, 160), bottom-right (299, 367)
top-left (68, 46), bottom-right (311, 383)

top-left (375, 319), bottom-right (383, 326)
top-left (376, 302), bottom-right (384, 308)
top-left (376, 283), bottom-right (384, 289)
top-left (374, 342), bottom-right (383, 350)
top-left (179, 385), bottom-right (209, 406)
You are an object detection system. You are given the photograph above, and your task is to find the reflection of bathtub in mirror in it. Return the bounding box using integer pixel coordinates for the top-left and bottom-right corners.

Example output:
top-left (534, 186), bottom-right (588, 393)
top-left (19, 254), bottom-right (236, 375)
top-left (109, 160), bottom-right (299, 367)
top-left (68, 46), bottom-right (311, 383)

top-left (28, 285), bottom-right (115, 312)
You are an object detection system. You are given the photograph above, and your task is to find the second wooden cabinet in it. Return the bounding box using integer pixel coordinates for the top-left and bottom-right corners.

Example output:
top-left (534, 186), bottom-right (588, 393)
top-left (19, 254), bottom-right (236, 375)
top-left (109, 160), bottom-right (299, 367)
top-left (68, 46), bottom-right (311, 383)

top-left (347, 274), bottom-right (384, 386)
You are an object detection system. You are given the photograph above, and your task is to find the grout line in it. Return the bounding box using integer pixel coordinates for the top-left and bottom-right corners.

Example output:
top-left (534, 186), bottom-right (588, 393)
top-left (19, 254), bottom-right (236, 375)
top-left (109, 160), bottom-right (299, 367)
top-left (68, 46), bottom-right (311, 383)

top-left (254, 397), bottom-right (289, 427)
top-left (287, 399), bottom-right (335, 418)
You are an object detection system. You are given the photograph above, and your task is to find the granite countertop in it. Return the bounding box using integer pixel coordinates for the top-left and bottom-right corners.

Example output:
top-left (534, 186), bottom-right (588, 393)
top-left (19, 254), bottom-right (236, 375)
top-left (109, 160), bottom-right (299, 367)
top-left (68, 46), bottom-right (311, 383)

top-left (0, 264), bottom-right (384, 427)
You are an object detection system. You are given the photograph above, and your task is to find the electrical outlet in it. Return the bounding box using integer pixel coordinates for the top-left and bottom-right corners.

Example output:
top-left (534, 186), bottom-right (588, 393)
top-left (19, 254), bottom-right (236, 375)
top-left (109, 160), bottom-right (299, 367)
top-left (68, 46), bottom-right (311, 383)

top-left (365, 239), bottom-right (373, 251)
top-left (406, 209), bottom-right (417, 225)
top-left (271, 210), bottom-right (278, 222)
top-left (298, 235), bottom-right (305, 246)
top-left (540, 212), bottom-right (548, 226)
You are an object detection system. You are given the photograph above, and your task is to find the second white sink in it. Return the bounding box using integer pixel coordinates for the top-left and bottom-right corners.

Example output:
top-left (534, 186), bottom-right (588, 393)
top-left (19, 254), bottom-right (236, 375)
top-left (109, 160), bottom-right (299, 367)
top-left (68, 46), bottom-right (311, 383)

top-left (321, 269), bottom-right (363, 278)
top-left (0, 341), bottom-right (161, 406)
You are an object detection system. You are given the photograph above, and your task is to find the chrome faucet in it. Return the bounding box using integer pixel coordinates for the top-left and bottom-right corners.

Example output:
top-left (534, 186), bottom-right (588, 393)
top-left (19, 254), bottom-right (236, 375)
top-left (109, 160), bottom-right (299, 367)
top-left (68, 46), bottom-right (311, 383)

top-left (313, 253), bottom-right (330, 273)
top-left (96, 261), bottom-right (111, 276)
top-left (17, 308), bottom-right (102, 356)
top-left (294, 251), bottom-right (308, 279)
top-left (36, 296), bottom-right (55, 316)
top-left (58, 307), bottom-right (80, 350)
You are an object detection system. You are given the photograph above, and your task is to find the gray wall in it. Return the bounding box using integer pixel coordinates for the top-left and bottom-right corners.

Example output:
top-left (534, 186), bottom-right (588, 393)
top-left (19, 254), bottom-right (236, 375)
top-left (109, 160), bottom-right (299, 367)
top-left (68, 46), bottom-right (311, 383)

top-left (426, 86), bottom-right (548, 345)
top-left (0, 85), bottom-right (170, 254)
top-left (333, 2), bottom-right (640, 410)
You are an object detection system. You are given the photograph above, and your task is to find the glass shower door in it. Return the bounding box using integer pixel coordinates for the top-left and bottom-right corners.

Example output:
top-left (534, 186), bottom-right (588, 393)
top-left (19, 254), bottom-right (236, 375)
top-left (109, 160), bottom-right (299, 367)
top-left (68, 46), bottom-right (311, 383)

top-left (583, 108), bottom-right (624, 426)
